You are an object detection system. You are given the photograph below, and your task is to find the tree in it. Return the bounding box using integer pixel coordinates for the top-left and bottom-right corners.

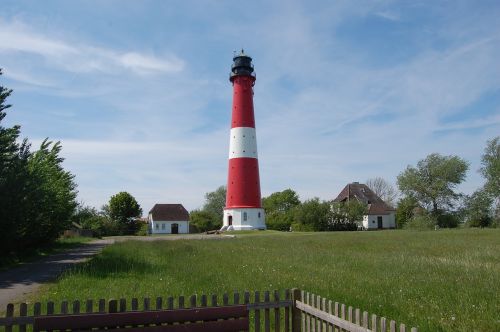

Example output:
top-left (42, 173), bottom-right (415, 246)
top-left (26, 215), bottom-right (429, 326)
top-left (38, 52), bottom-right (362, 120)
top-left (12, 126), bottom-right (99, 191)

top-left (292, 198), bottom-right (330, 231)
top-left (397, 153), bottom-right (469, 215)
top-left (366, 177), bottom-right (398, 207)
top-left (202, 186), bottom-right (226, 223)
top-left (190, 209), bottom-right (219, 233)
top-left (463, 189), bottom-right (494, 227)
top-left (262, 189), bottom-right (301, 231)
top-left (479, 137), bottom-right (499, 224)
top-left (395, 196), bottom-right (419, 228)
top-left (108, 192), bottom-right (142, 235)
top-left (329, 200), bottom-right (366, 231)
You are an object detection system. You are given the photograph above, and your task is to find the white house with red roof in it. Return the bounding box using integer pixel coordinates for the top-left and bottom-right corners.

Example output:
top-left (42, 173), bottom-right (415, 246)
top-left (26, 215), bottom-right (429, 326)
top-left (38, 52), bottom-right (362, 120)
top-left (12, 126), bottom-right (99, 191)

top-left (334, 182), bottom-right (396, 230)
top-left (148, 204), bottom-right (189, 234)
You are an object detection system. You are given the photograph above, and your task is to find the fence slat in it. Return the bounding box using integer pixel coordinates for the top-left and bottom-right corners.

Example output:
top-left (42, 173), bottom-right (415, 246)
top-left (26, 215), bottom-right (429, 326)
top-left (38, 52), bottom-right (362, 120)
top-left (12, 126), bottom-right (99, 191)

top-left (47, 301), bottom-right (55, 315)
top-left (5, 303), bottom-right (13, 332)
top-left (292, 289), bottom-right (302, 332)
top-left (119, 299), bottom-right (126, 312)
top-left (315, 295), bottom-right (321, 332)
top-left (399, 323), bottom-right (406, 332)
top-left (190, 295), bottom-right (197, 308)
top-left (362, 311), bottom-right (368, 328)
top-left (334, 302), bottom-right (339, 332)
top-left (255, 291), bottom-right (261, 332)
top-left (301, 291), bottom-right (306, 332)
top-left (372, 314), bottom-right (377, 332)
top-left (61, 301), bottom-right (68, 314)
top-left (167, 297), bottom-right (174, 310)
top-left (201, 294), bottom-right (207, 307)
top-left (234, 291), bottom-right (240, 305)
top-left (34, 303), bottom-right (42, 317)
top-left (348, 306), bottom-right (353, 326)
top-left (108, 299), bottom-right (117, 313)
top-left (340, 304), bottom-right (346, 332)
top-left (305, 293), bottom-right (311, 332)
top-left (98, 299), bottom-right (105, 313)
top-left (73, 300), bottom-right (81, 314)
top-left (86, 300), bottom-right (93, 313)
top-left (144, 297), bottom-right (151, 311)
top-left (274, 290), bottom-right (280, 332)
top-left (285, 289), bottom-right (290, 332)
top-left (223, 293), bottom-right (229, 306)
top-left (211, 294), bottom-right (217, 307)
top-left (264, 291), bottom-right (270, 332)
top-left (410, 328), bottom-right (418, 332)
top-left (244, 291), bottom-right (250, 305)
top-left (156, 297), bottom-right (163, 310)
top-left (322, 297), bottom-right (327, 332)
top-left (355, 308), bottom-right (360, 326)
top-left (381, 317), bottom-right (387, 332)
top-left (19, 303), bottom-right (27, 332)
top-left (132, 298), bottom-right (138, 311)
top-left (390, 320), bottom-right (396, 332)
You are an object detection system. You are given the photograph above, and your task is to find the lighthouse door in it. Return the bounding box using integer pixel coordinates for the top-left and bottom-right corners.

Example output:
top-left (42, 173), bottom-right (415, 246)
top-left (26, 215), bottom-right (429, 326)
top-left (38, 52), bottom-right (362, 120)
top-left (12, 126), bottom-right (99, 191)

top-left (228, 216), bottom-right (233, 226)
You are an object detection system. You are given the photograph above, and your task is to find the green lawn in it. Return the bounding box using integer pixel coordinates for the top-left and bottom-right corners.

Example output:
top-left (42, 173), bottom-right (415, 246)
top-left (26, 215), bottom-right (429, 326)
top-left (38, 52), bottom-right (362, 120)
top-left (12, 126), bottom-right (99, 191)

top-left (35, 229), bottom-right (499, 331)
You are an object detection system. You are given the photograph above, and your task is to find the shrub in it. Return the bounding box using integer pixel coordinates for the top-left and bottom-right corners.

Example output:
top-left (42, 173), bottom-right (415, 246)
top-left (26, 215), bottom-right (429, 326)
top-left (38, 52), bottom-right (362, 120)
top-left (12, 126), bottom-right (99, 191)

top-left (403, 215), bottom-right (436, 230)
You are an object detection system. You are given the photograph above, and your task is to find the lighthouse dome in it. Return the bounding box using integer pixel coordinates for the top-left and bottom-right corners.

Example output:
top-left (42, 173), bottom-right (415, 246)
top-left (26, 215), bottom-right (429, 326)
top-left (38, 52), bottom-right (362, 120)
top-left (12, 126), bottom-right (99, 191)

top-left (230, 49), bottom-right (255, 79)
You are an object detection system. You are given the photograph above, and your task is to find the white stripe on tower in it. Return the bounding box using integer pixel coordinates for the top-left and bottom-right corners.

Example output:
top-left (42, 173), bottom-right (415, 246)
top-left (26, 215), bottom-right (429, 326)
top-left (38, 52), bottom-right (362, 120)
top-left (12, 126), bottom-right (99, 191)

top-left (229, 127), bottom-right (258, 159)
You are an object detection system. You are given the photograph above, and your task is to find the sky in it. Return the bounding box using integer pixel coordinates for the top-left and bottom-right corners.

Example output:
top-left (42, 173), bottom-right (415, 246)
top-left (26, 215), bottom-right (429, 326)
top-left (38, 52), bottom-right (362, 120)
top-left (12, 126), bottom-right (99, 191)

top-left (1, 0), bottom-right (499, 215)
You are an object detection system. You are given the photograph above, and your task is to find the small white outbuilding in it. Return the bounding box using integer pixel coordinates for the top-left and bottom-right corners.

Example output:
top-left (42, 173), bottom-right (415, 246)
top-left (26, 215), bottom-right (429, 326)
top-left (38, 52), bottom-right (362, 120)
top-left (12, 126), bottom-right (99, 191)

top-left (148, 204), bottom-right (189, 235)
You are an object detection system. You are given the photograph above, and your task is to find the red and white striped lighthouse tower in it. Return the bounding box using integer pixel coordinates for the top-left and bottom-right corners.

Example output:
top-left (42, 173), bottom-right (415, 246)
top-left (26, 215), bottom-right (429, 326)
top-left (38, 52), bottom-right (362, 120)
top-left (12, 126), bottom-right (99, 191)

top-left (222, 50), bottom-right (266, 231)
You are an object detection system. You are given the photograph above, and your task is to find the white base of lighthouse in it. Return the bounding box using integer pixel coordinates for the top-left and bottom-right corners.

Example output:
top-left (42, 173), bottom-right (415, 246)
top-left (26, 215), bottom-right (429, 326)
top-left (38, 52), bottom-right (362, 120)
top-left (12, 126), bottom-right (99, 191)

top-left (221, 208), bottom-right (266, 231)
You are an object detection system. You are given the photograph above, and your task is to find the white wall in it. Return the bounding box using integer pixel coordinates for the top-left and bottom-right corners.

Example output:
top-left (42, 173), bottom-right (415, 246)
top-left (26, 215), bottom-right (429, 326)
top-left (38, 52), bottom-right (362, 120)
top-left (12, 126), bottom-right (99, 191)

top-left (223, 208), bottom-right (266, 230)
top-left (149, 218), bottom-right (189, 234)
top-left (362, 212), bottom-right (396, 230)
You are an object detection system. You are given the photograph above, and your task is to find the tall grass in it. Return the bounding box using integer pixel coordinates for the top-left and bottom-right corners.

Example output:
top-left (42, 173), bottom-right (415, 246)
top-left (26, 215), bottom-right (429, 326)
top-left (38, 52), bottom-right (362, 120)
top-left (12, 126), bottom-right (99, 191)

top-left (36, 229), bottom-right (499, 331)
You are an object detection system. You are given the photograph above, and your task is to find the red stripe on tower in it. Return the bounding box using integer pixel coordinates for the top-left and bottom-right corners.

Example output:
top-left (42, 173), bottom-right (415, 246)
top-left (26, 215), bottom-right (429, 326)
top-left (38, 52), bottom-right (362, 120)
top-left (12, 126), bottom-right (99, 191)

top-left (222, 50), bottom-right (266, 231)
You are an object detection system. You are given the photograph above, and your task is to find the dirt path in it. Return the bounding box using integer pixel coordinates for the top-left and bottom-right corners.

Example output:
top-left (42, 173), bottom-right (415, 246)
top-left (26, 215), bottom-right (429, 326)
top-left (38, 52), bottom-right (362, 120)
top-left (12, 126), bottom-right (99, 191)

top-left (0, 239), bottom-right (112, 310)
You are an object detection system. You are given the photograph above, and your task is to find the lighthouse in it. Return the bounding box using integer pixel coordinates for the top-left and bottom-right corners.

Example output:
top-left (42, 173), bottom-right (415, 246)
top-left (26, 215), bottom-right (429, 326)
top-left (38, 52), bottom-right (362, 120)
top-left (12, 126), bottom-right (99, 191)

top-left (221, 50), bottom-right (266, 231)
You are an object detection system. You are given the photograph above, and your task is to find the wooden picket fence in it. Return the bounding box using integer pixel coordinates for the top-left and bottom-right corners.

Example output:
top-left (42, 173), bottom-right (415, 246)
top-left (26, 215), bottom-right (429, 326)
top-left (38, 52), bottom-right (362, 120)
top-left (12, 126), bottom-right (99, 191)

top-left (0, 289), bottom-right (418, 331)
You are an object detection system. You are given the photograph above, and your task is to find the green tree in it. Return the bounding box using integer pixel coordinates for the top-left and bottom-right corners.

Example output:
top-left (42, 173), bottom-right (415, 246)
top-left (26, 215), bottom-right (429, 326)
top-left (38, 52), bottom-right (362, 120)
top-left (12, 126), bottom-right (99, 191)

top-left (329, 200), bottom-right (366, 230)
top-left (190, 209), bottom-right (219, 232)
top-left (395, 196), bottom-right (419, 228)
top-left (25, 139), bottom-right (78, 245)
top-left (292, 198), bottom-right (330, 231)
top-left (108, 192), bottom-right (142, 235)
top-left (480, 137), bottom-right (500, 198)
top-left (397, 153), bottom-right (469, 216)
top-left (202, 185), bottom-right (226, 223)
top-left (464, 189), bottom-right (494, 227)
top-left (262, 189), bottom-right (301, 231)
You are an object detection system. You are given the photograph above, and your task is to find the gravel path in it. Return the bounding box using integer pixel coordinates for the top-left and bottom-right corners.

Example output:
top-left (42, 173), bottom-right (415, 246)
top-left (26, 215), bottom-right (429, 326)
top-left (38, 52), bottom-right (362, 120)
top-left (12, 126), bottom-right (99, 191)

top-left (0, 234), bottom-right (231, 311)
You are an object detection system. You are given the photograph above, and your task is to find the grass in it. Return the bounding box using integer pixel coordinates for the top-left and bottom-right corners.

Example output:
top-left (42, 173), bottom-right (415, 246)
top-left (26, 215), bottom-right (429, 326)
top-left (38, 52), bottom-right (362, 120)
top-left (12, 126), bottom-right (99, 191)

top-left (34, 229), bottom-right (499, 331)
top-left (0, 236), bottom-right (94, 271)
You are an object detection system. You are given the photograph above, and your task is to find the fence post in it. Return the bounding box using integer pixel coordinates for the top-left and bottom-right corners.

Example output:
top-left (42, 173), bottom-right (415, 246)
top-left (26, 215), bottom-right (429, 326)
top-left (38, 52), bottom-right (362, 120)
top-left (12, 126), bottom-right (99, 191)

top-left (291, 288), bottom-right (302, 332)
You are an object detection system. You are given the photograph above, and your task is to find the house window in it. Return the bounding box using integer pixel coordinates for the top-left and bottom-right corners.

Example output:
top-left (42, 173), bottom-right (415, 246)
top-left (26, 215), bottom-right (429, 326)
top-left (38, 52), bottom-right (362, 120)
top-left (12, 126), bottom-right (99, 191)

top-left (155, 223), bottom-right (159, 229)
top-left (161, 223), bottom-right (165, 230)
top-left (243, 212), bottom-right (247, 221)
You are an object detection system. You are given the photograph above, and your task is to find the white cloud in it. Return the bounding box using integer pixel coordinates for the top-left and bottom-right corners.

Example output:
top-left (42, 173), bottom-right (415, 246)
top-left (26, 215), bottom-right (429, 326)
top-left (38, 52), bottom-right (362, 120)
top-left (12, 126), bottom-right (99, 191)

top-left (0, 20), bottom-right (184, 79)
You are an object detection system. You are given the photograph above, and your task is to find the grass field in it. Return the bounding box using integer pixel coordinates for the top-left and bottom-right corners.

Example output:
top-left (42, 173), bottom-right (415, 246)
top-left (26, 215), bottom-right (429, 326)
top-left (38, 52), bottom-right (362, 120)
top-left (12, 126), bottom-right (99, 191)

top-left (35, 229), bottom-right (499, 331)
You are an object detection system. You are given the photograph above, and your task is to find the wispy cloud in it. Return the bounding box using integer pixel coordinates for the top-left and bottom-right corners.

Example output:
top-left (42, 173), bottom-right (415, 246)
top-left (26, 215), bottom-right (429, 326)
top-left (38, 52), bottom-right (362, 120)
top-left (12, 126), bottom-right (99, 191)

top-left (0, 20), bottom-right (184, 78)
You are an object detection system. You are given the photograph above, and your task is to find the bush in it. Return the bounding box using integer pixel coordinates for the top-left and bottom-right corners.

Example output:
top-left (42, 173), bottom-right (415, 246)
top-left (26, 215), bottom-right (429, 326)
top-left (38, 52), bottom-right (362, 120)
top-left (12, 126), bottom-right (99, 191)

top-left (403, 215), bottom-right (436, 230)
top-left (135, 222), bottom-right (149, 236)
top-left (437, 213), bottom-right (459, 228)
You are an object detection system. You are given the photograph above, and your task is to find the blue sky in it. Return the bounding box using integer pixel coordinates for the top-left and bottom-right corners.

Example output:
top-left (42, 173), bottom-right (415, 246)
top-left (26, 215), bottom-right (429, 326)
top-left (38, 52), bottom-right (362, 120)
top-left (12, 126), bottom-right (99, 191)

top-left (1, 0), bottom-right (499, 214)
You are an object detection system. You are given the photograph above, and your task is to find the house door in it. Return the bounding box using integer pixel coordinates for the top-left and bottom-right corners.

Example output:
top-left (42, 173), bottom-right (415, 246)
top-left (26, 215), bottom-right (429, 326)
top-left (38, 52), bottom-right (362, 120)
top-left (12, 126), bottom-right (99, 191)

top-left (171, 223), bottom-right (179, 234)
top-left (377, 216), bottom-right (383, 229)
top-left (228, 216), bottom-right (232, 226)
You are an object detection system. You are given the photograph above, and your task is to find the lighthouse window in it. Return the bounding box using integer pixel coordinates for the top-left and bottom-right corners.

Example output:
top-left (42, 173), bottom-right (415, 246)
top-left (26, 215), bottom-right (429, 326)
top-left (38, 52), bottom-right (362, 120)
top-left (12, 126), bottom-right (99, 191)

top-left (258, 212), bottom-right (261, 218)
top-left (243, 212), bottom-right (247, 221)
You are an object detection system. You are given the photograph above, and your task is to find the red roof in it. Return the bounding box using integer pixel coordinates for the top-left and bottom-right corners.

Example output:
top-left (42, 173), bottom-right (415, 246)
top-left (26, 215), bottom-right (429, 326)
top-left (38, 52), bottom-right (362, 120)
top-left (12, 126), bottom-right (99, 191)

top-left (333, 182), bottom-right (395, 215)
top-left (149, 204), bottom-right (189, 221)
